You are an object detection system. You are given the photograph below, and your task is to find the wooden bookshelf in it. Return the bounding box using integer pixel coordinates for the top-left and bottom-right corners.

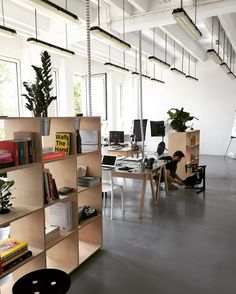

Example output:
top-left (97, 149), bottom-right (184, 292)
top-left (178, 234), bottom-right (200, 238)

top-left (168, 130), bottom-right (200, 178)
top-left (0, 117), bottom-right (102, 293)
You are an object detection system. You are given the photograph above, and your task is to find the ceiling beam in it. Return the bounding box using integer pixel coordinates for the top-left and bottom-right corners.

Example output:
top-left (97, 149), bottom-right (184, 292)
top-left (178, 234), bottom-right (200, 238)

top-left (102, 0), bottom-right (133, 17)
top-left (219, 14), bottom-right (236, 53)
top-left (111, 0), bottom-right (236, 33)
top-left (127, 0), bottom-right (149, 13)
top-left (161, 23), bottom-right (207, 62)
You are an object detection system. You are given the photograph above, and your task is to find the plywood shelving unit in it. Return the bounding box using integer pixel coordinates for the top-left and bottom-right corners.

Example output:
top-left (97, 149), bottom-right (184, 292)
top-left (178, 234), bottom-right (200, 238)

top-left (168, 130), bottom-right (200, 178)
top-left (0, 117), bottom-right (102, 293)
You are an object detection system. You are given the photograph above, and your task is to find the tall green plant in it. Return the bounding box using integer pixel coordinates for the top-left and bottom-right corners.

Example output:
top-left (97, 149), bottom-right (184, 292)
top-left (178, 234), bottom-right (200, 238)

top-left (22, 51), bottom-right (57, 117)
top-left (167, 107), bottom-right (198, 132)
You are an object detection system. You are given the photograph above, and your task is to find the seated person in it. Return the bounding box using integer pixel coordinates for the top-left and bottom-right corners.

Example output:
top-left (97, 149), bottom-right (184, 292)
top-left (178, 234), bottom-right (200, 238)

top-left (165, 150), bottom-right (185, 188)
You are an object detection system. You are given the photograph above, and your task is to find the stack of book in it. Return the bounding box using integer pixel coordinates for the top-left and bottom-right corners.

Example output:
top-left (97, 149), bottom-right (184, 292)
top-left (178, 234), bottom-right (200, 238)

top-left (77, 176), bottom-right (101, 187)
top-left (0, 134), bottom-right (36, 168)
top-left (0, 238), bottom-right (32, 272)
top-left (43, 169), bottom-right (59, 204)
top-left (48, 202), bottom-right (72, 231)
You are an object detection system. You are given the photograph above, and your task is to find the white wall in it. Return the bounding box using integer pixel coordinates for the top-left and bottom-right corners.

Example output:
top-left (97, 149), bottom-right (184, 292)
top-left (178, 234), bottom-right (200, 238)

top-left (139, 59), bottom-right (236, 155)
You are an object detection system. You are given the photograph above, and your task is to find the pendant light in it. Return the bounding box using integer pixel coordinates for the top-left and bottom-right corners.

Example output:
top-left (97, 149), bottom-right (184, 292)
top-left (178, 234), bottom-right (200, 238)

top-left (0, 0), bottom-right (17, 37)
top-left (170, 41), bottom-right (186, 77)
top-left (227, 46), bottom-right (236, 79)
top-left (186, 52), bottom-right (198, 81)
top-left (207, 16), bottom-right (222, 64)
top-left (151, 64), bottom-right (165, 84)
top-left (91, 0), bottom-right (131, 51)
top-left (172, 0), bottom-right (202, 40)
top-left (220, 24), bottom-right (230, 73)
top-left (148, 29), bottom-right (170, 70)
top-left (27, 8), bottom-right (75, 57)
top-left (104, 0), bottom-right (129, 73)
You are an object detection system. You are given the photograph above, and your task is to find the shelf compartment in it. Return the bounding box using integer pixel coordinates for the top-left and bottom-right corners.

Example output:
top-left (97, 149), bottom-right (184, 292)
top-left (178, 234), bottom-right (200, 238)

top-left (46, 232), bottom-right (78, 273)
top-left (0, 246), bottom-right (44, 279)
top-left (46, 229), bottom-right (75, 250)
top-left (78, 214), bottom-right (102, 265)
top-left (79, 241), bottom-right (101, 265)
top-left (0, 253), bottom-right (45, 294)
top-left (78, 213), bottom-right (101, 229)
top-left (78, 184), bottom-right (102, 211)
top-left (0, 204), bottom-right (42, 227)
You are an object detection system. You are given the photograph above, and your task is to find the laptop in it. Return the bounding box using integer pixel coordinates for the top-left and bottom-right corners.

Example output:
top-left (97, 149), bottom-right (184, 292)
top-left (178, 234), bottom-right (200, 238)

top-left (102, 155), bottom-right (117, 170)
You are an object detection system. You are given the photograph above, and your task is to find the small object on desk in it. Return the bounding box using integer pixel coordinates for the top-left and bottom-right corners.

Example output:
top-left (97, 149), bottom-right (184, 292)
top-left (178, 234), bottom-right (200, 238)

top-left (118, 166), bottom-right (133, 171)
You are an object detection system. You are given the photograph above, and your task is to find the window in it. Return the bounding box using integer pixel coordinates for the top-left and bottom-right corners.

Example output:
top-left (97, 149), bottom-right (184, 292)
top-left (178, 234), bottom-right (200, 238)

top-left (0, 57), bottom-right (20, 117)
top-left (86, 73), bottom-right (107, 120)
top-left (73, 74), bottom-right (83, 115)
top-left (47, 68), bottom-right (59, 117)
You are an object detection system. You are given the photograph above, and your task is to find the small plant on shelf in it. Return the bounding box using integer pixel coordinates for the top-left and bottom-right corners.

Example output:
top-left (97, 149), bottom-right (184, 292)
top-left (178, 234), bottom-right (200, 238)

top-left (0, 179), bottom-right (15, 214)
top-left (167, 107), bottom-right (198, 132)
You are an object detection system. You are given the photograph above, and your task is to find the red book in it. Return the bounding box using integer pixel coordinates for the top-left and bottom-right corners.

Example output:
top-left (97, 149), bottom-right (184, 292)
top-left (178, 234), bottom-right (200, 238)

top-left (42, 151), bottom-right (66, 161)
top-left (0, 141), bottom-right (19, 166)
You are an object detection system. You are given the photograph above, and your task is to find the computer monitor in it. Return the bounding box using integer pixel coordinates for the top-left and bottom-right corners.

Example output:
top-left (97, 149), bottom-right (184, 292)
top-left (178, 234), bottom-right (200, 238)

top-left (132, 119), bottom-right (148, 142)
top-left (109, 131), bottom-right (124, 145)
top-left (150, 121), bottom-right (165, 137)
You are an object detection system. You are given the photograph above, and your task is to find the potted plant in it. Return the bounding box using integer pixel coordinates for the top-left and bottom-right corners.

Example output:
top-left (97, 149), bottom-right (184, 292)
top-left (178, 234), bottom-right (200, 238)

top-left (167, 107), bottom-right (198, 132)
top-left (22, 51), bottom-right (57, 118)
top-left (0, 179), bottom-right (15, 214)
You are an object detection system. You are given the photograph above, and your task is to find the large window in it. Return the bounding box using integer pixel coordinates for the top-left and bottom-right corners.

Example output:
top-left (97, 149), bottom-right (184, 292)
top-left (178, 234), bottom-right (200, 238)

top-left (0, 57), bottom-right (20, 117)
top-left (47, 68), bottom-right (59, 116)
top-left (74, 73), bottom-right (107, 120)
top-left (73, 74), bottom-right (83, 115)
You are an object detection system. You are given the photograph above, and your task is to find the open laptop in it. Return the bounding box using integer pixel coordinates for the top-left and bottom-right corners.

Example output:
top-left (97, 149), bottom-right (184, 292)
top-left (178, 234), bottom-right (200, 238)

top-left (102, 155), bottom-right (117, 170)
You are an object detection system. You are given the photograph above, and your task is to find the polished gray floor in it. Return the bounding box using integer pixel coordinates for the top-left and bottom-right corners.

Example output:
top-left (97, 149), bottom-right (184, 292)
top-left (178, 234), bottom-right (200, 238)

top-left (69, 155), bottom-right (236, 294)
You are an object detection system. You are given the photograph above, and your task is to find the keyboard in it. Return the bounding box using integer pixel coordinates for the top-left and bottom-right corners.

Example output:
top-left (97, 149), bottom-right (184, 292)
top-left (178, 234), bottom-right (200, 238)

top-left (111, 146), bottom-right (124, 150)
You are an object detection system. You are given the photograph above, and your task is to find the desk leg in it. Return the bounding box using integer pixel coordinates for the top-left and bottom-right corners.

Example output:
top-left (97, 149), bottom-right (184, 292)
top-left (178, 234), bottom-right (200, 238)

top-left (156, 168), bottom-right (162, 205)
top-left (163, 166), bottom-right (168, 195)
top-left (140, 175), bottom-right (148, 218)
top-left (149, 173), bottom-right (156, 206)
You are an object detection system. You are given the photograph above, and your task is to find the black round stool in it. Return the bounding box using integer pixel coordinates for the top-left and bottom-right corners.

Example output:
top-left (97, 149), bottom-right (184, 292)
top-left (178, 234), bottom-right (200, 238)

top-left (12, 268), bottom-right (71, 294)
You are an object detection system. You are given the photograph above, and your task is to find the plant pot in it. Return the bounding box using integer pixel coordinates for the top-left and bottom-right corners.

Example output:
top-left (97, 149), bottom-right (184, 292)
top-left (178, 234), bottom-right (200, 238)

top-left (41, 118), bottom-right (51, 136)
top-left (0, 208), bottom-right (11, 214)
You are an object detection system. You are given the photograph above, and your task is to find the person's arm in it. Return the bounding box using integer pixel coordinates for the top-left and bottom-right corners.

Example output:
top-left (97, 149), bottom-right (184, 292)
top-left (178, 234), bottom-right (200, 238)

top-left (166, 170), bottom-right (184, 185)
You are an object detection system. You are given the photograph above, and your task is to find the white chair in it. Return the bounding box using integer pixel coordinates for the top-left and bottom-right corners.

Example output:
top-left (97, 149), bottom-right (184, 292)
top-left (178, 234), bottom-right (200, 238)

top-left (102, 169), bottom-right (124, 219)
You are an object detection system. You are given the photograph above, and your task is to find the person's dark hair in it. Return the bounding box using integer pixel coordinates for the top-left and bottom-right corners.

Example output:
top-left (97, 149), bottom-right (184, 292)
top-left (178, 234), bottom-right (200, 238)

top-left (173, 150), bottom-right (185, 158)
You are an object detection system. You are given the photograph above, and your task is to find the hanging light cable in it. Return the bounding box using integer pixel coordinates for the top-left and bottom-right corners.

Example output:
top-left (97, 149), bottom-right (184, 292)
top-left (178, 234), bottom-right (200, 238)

top-left (170, 41), bottom-right (186, 77)
top-left (90, 0), bottom-right (131, 51)
top-left (148, 29), bottom-right (170, 69)
top-left (104, 0), bottom-right (129, 73)
top-left (27, 7), bottom-right (75, 57)
top-left (0, 0), bottom-right (17, 37)
top-left (207, 16), bottom-right (222, 64)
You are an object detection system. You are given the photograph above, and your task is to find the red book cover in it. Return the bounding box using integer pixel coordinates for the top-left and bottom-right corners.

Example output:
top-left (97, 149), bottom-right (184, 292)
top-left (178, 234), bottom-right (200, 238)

top-left (42, 151), bottom-right (66, 161)
top-left (0, 141), bottom-right (19, 166)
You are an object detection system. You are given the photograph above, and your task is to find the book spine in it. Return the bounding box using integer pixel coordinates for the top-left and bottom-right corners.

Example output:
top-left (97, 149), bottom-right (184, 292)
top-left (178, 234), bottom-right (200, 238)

top-left (28, 139), bottom-right (33, 163)
top-left (42, 151), bottom-right (66, 161)
top-left (2, 249), bottom-right (29, 266)
top-left (52, 178), bottom-right (59, 200)
top-left (18, 141), bottom-right (25, 165)
top-left (48, 173), bottom-right (54, 200)
top-left (23, 140), bottom-right (29, 164)
top-left (2, 251), bottom-right (32, 272)
top-left (1, 245), bottom-right (28, 261)
top-left (43, 170), bottom-right (50, 204)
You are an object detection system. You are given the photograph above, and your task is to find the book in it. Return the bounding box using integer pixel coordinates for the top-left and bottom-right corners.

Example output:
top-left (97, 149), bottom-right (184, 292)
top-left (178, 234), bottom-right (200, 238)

top-left (48, 202), bottom-right (72, 231)
top-left (45, 225), bottom-right (60, 241)
top-left (77, 165), bottom-right (87, 178)
top-left (0, 140), bottom-right (19, 165)
top-left (42, 151), bottom-right (66, 161)
top-left (0, 238), bottom-right (28, 260)
top-left (77, 176), bottom-right (101, 187)
top-left (55, 132), bottom-right (71, 155)
top-left (2, 249), bottom-right (29, 267)
top-left (13, 132), bottom-right (36, 163)
top-left (2, 250), bottom-right (32, 272)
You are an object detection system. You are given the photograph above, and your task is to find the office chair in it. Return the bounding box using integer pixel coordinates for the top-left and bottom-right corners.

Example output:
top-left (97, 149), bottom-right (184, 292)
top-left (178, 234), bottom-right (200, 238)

top-left (102, 169), bottom-right (124, 219)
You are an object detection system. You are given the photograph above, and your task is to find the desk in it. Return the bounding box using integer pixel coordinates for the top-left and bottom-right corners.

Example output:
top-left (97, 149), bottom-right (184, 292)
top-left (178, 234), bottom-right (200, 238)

top-left (111, 160), bottom-right (168, 218)
top-left (108, 147), bottom-right (142, 158)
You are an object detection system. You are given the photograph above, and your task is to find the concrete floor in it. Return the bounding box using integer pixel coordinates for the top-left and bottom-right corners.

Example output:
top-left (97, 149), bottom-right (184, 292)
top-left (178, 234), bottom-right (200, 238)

top-left (69, 155), bottom-right (236, 294)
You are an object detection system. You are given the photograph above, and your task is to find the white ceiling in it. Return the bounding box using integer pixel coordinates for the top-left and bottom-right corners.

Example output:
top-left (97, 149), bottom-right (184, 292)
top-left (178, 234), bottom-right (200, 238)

top-left (2, 0), bottom-right (236, 70)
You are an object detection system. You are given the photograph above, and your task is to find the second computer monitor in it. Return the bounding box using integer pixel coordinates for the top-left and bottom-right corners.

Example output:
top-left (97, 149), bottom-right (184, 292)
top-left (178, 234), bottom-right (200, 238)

top-left (150, 121), bottom-right (165, 137)
top-left (132, 119), bottom-right (148, 142)
top-left (109, 131), bottom-right (124, 145)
